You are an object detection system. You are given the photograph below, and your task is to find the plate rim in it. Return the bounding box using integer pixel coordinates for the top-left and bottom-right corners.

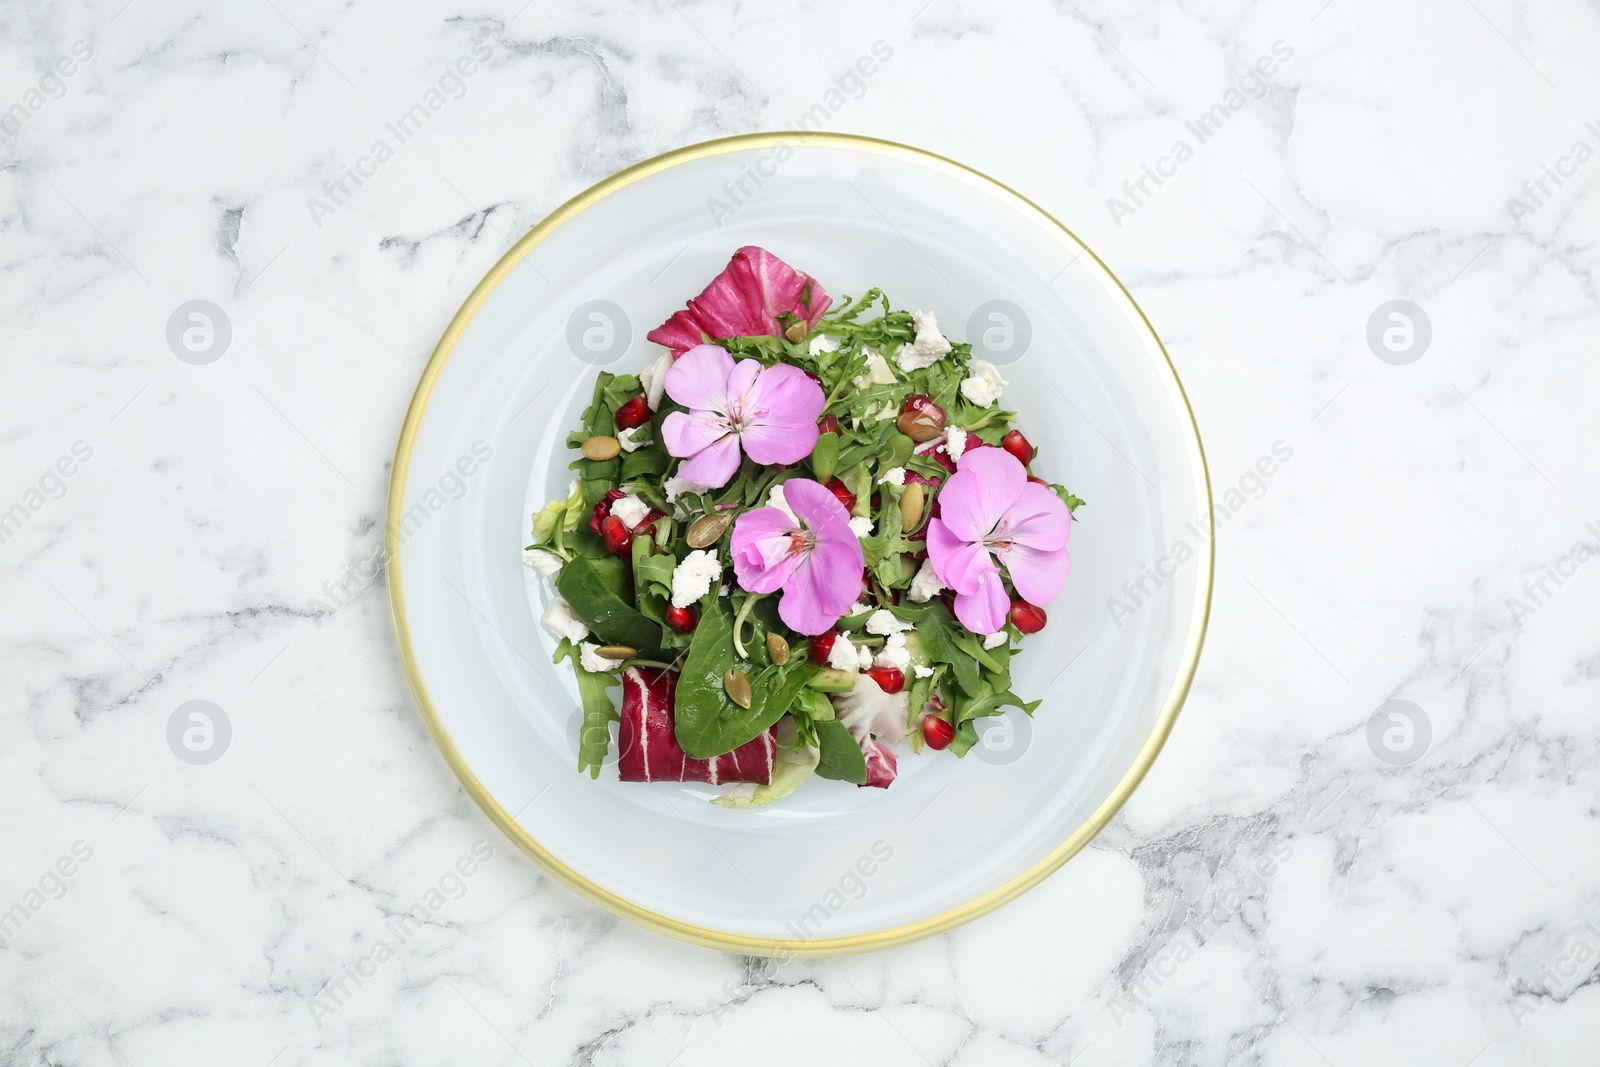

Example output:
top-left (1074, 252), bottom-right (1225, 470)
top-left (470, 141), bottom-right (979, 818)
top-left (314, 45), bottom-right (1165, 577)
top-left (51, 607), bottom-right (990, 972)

top-left (385, 131), bottom-right (1214, 956)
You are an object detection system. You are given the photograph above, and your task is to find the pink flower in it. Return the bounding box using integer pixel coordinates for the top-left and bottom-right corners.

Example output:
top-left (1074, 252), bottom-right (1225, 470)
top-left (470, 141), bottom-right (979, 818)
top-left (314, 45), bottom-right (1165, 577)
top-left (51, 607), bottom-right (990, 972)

top-left (648, 246), bottom-right (832, 357)
top-left (926, 447), bottom-right (1071, 634)
top-left (730, 479), bottom-right (864, 635)
top-left (661, 344), bottom-right (824, 489)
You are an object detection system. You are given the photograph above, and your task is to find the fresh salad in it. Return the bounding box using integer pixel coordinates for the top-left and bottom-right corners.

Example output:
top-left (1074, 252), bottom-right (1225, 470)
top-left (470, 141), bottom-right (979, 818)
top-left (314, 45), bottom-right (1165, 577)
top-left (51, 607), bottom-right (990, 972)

top-left (524, 247), bottom-right (1082, 807)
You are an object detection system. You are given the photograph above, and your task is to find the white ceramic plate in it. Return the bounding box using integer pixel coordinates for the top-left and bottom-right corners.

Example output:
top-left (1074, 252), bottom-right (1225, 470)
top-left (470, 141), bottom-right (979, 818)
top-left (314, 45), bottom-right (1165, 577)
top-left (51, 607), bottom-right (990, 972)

top-left (387, 134), bottom-right (1211, 955)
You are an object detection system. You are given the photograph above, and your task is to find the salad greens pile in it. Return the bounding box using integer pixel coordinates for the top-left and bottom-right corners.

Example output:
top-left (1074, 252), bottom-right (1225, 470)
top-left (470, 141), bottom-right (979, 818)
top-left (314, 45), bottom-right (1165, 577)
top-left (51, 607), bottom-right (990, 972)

top-left (527, 289), bottom-right (1082, 795)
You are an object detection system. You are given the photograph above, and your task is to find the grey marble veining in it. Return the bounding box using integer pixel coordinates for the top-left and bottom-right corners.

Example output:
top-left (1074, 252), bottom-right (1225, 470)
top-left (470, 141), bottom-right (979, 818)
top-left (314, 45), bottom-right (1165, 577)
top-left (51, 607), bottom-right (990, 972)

top-left (2, 1), bottom-right (1597, 1064)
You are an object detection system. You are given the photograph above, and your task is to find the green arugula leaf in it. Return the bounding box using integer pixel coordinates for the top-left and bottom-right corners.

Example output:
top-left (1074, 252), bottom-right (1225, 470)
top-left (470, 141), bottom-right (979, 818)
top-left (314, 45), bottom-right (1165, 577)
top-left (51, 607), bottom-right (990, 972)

top-left (1053, 484), bottom-right (1086, 513)
top-left (553, 639), bottom-right (618, 778)
top-left (897, 602), bottom-right (982, 694)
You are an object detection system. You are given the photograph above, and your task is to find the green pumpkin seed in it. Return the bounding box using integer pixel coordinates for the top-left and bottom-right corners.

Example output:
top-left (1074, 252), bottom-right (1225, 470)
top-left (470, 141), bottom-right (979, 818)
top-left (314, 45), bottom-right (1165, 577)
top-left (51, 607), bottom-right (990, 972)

top-left (581, 435), bottom-right (621, 461)
top-left (686, 511), bottom-right (732, 549)
top-left (723, 668), bottom-right (753, 709)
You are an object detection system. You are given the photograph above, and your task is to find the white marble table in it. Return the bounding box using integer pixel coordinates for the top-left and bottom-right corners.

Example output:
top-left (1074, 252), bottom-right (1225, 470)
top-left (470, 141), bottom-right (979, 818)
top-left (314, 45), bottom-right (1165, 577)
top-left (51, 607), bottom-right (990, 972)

top-left (4, 1), bottom-right (1597, 1064)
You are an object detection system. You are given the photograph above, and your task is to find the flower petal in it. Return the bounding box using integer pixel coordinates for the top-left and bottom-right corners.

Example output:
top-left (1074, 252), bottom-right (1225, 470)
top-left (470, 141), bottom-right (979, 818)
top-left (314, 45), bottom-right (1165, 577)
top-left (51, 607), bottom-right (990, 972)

top-left (730, 507), bottom-right (802, 593)
top-left (663, 344), bottom-right (735, 412)
top-left (937, 446), bottom-right (1026, 542)
top-left (765, 479), bottom-right (863, 634)
top-left (778, 550), bottom-right (855, 635)
top-left (661, 409), bottom-right (731, 459)
top-left (783, 478), bottom-right (858, 548)
top-left (994, 482), bottom-right (1073, 604)
top-left (723, 356), bottom-right (764, 407)
top-left (953, 568), bottom-right (1010, 634)
top-left (1006, 542), bottom-right (1072, 605)
top-left (738, 363), bottom-right (825, 465)
top-left (803, 536), bottom-right (867, 615)
top-left (1001, 482), bottom-right (1072, 553)
top-left (676, 434), bottom-right (742, 488)
top-left (926, 518), bottom-right (995, 595)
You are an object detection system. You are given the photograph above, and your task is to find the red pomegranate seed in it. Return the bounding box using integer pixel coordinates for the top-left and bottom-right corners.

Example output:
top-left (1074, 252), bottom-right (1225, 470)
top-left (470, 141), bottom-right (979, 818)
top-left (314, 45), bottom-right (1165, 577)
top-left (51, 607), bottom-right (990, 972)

top-left (804, 369), bottom-right (825, 387)
top-left (614, 395), bottom-right (650, 430)
top-left (664, 604), bottom-right (698, 633)
top-left (825, 479), bottom-right (856, 512)
top-left (588, 488), bottom-right (627, 536)
top-left (921, 715), bottom-right (954, 750)
top-left (817, 414), bottom-right (841, 436)
top-left (1008, 600), bottom-right (1047, 634)
top-left (866, 665), bottom-right (905, 694)
top-left (809, 631), bottom-right (839, 664)
top-left (635, 509), bottom-right (663, 540)
top-left (601, 515), bottom-right (633, 554)
top-left (1028, 475), bottom-right (1049, 486)
top-left (1002, 429), bottom-right (1034, 466)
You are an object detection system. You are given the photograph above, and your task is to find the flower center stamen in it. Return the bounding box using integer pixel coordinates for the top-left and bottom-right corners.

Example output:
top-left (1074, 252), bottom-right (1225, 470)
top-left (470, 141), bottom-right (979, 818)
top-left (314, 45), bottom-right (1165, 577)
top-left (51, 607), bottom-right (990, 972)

top-left (983, 523), bottom-right (1015, 558)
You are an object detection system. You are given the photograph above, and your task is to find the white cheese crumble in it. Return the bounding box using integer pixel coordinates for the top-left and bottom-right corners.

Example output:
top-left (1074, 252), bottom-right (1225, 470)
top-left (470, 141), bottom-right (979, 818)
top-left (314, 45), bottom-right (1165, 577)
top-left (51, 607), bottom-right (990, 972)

top-left (827, 631), bottom-right (874, 672)
top-left (894, 310), bottom-right (953, 372)
top-left (847, 599), bottom-right (871, 617)
top-left (671, 549), bottom-right (722, 609)
top-left (618, 426), bottom-right (650, 452)
top-left (879, 466), bottom-right (906, 486)
top-left (848, 516), bottom-right (874, 538)
top-left (944, 426), bottom-right (969, 462)
top-left (983, 631), bottom-right (1008, 649)
top-left (542, 597), bottom-right (589, 644)
top-left (521, 548), bottom-right (563, 577)
top-left (913, 664), bottom-right (935, 679)
top-left (907, 558), bottom-right (945, 603)
top-left (808, 334), bottom-right (841, 355)
top-left (865, 609), bottom-right (913, 636)
top-left (639, 350), bottom-right (674, 411)
top-left (766, 482), bottom-right (798, 523)
top-left (874, 632), bottom-right (911, 671)
top-left (610, 493), bottom-right (651, 529)
top-left (663, 475), bottom-right (705, 504)
top-left (959, 359), bottom-right (1007, 408)
top-left (579, 642), bottom-right (626, 672)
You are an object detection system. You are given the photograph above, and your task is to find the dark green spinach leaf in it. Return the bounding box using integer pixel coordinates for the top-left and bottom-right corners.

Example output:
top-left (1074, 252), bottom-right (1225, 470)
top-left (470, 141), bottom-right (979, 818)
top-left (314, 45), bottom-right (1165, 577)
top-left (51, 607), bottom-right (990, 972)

top-left (673, 597), bottom-right (818, 758)
top-left (556, 555), bottom-right (662, 655)
top-left (814, 719), bottom-right (867, 784)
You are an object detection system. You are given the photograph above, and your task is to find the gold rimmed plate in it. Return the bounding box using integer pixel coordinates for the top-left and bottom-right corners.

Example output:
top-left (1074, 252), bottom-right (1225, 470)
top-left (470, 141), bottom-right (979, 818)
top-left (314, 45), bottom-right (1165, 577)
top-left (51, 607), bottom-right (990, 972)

top-left (386, 133), bottom-right (1211, 955)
